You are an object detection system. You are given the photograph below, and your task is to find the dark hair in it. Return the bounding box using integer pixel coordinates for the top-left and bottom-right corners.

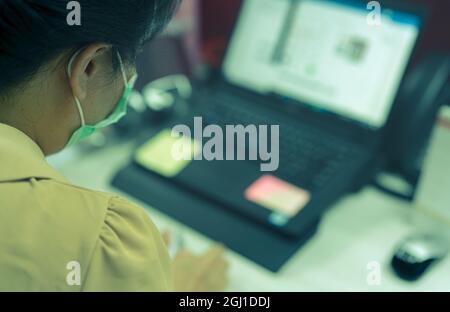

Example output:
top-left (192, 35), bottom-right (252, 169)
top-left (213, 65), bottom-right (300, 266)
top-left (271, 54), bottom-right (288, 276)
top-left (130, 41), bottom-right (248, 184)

top-left (0, 0), bottom-right (179, 94)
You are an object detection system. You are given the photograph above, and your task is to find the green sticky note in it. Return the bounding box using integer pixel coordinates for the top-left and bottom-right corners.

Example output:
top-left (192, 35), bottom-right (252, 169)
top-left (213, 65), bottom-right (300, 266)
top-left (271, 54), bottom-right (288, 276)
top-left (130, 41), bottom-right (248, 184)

top-left (135, 129), bottom-right (200, 178)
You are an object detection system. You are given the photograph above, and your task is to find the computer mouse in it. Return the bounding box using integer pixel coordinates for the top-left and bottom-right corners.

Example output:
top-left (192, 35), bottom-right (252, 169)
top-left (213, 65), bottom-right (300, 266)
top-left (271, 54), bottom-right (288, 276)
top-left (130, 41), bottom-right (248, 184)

top-left (391, 234), bottom-right (449, 281)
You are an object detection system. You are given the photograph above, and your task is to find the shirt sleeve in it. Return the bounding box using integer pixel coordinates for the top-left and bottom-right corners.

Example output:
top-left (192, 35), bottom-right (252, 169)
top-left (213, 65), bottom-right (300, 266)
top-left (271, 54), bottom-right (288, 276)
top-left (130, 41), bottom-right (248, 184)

top-left (81, 197), bottom-right (173, 292)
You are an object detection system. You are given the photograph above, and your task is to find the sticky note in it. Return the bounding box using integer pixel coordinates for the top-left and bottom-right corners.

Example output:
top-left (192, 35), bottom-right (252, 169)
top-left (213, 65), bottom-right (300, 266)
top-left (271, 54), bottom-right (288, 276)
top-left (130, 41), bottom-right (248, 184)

top-left (245, 175), bottom-right (311, 217)
top-left (135, 129), bottom-right (200, 178)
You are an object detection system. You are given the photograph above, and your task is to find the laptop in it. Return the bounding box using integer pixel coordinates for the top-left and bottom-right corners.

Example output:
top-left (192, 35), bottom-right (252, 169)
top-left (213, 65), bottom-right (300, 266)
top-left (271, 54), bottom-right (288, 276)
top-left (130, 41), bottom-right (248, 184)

top-left (136, 0), bottom-right (424, 238)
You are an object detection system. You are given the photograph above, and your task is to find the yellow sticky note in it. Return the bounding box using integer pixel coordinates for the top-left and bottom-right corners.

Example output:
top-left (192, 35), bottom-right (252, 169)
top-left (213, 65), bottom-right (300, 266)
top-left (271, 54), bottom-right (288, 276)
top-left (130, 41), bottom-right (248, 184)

top-left (135, 129), bottom-right (200, 178)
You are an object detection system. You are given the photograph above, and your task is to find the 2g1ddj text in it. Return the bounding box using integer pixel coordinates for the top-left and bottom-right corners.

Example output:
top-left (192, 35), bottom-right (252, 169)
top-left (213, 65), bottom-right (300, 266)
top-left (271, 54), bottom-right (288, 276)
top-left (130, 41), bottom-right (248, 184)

top-left (179, 296), bottom-right (271, 310)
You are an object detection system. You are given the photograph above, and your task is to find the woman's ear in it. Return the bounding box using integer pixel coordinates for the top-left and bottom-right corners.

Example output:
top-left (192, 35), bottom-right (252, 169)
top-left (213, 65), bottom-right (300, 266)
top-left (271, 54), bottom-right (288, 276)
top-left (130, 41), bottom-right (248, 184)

top-left (67, 43), bottom-right (112, 102)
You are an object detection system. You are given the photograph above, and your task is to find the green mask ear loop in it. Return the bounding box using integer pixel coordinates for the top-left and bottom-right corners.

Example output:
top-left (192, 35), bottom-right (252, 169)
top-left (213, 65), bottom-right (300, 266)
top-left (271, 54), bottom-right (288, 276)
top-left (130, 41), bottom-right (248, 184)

top-left (66, 49), bottom-right (138, 147)
top-left (67, 49), bottom-right (86, 129)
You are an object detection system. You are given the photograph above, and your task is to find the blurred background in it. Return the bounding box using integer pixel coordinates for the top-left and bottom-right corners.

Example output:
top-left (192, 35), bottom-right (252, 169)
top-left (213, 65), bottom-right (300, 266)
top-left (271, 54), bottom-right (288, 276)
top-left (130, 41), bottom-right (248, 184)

top-left (178, 0), bottom-right (450, 70)
top-left (49, 0), bottom-right (450, 291)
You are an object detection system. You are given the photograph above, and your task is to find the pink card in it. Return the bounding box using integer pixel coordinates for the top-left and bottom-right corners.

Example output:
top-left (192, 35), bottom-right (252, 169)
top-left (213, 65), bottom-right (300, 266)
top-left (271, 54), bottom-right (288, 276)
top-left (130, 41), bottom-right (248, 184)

top-left (245, 175), bottom-right (311, 217)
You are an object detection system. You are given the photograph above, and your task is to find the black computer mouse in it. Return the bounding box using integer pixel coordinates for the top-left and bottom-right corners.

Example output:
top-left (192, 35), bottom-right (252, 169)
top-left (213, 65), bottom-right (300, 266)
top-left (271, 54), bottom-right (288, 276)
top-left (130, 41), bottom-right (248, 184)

top-left (391, 234), bottom-right (448, 281)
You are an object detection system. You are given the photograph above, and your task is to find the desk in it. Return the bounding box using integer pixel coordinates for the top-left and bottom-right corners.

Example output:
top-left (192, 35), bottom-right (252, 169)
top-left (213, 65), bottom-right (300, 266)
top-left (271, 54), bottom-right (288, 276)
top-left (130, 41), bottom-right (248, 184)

top-left (49, 141), bottom-right (450, 291)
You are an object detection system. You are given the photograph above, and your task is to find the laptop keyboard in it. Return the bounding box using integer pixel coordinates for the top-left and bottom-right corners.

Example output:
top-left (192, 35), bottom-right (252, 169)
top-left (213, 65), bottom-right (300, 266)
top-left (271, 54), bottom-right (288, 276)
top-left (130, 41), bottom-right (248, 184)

top-left (200, 92), bottom-right (361, 190)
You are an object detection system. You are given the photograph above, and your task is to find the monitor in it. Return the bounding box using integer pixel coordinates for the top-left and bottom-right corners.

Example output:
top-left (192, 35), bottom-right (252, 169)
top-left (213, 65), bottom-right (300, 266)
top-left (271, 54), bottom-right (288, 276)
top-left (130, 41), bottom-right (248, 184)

top-left (223, 0), bottom-right (422, 128)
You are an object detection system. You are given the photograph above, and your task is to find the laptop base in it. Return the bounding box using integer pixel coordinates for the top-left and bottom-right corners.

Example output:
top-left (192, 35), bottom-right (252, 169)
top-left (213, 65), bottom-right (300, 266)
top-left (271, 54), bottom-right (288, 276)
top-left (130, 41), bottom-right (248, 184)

top-left (112, 163), bottom-right (321, 273)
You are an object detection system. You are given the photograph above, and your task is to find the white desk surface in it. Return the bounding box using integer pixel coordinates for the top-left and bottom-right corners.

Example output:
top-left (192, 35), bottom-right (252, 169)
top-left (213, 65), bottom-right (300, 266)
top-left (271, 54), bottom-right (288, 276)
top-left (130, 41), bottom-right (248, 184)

top-left (49, 141), bottom-right (450, 292)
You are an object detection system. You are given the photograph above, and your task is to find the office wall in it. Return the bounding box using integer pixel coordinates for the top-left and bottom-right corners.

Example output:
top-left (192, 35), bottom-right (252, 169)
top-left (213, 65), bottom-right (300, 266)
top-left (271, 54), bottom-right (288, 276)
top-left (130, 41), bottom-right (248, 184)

top-left (408, 0), bottom-right (450, 62)
top-left (199, 0), bottom-right (450, 68)
top-left (200, 0), bottom-right (241, 67)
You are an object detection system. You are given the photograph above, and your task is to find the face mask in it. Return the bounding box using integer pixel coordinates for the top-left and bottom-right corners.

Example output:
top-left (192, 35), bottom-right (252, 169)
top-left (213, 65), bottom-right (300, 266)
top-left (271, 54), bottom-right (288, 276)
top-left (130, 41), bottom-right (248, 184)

top-left (66, 50), bottom-right (138, 147)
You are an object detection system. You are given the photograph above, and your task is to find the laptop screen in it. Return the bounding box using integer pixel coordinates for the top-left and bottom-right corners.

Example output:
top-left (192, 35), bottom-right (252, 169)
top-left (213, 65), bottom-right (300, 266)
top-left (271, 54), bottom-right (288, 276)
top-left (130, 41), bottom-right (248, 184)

top-left (223, 0), bottom-right (422, 128)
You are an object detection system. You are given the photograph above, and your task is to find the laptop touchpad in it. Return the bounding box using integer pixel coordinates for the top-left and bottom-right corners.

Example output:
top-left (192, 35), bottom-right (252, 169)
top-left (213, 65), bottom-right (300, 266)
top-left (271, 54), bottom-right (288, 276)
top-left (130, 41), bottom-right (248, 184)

top-left (174, 159), bottom-right (274, 222)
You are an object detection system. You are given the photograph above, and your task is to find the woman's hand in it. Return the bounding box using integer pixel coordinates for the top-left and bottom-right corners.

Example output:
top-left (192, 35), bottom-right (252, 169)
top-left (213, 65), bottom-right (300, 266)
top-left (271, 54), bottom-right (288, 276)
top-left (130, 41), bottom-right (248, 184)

top-left (173, 245), bottom-right (230, 292)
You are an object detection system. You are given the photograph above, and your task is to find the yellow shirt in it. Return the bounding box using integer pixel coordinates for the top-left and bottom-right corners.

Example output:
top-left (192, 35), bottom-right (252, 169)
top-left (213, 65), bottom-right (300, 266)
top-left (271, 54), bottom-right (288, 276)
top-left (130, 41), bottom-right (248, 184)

top-left (0, 123), bottom-right (173, 291)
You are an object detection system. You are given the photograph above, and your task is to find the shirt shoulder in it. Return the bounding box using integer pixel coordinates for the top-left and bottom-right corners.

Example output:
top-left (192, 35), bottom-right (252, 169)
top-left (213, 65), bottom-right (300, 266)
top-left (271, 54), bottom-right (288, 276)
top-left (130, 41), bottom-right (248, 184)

top-left (82, 196), bottom-right (174, 291)
top-left (0, 179), bottom-right (172, 291)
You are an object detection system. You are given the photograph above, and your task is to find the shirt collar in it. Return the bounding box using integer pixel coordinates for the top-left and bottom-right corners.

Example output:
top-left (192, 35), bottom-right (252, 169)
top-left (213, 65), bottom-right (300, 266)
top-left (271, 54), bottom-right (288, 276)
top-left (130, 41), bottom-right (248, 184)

top-left (0, 123), bottom-right (67, 183)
